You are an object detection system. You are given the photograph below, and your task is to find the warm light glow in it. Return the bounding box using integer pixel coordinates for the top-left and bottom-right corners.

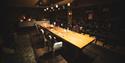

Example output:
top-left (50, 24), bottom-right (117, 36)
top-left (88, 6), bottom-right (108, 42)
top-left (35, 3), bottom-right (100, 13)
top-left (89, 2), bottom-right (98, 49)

top-left (53, 22), bottom-right (56, 25)
top-left (68, 12), bottom-right (72, 15)
top-left (50, 25), bottom-right (54, 27)
top-left (46, 8), bottom-right (49, 10)
top-left (28, 18), bottom-right (31, 21)
top-left (20, 19), bottom-right (23, 22)
top-left (61, 23), bottom-right (63, 26)
top-left (67, 3), bottom-right (70, 6)
top-left (64, 29), bottom-right (67, 32)
top-left (51, 7), bottom-right (54, 9)
top-left (88, 14), bottom-right (93, 20)
top-left (56, 4), bottom-right (58, 8)
top-left (23, 16), bottom-right (26, 19)
top-left (36, 23), bottom-right (95, 48)
top-left (44, 9), bottom-right (46, 11)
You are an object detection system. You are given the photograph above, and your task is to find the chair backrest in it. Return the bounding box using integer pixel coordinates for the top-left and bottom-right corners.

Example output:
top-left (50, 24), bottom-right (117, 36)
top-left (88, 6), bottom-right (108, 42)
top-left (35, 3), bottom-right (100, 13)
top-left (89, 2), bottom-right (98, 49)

top-left (53, 41), bottom-right (63, 51)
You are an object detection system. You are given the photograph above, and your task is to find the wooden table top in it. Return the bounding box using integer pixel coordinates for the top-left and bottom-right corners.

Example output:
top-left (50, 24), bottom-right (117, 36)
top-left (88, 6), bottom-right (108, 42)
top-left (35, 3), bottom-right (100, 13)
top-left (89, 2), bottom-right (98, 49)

top-left (36, 22), bottom-right (95, 49)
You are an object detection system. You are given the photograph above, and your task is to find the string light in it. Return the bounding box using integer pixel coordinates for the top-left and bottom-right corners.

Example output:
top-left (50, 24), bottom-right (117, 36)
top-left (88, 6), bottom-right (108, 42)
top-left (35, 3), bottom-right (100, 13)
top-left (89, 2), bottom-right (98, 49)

top-left (68, 12), bottom-right (72, 15)
top-left (46, 7), bottom-right (49, 10)
top-left (44, 9), bottom-right (46, 11)
top-left (67, 3), bottom-right (70, 6)
top-left (20, 19), bottom-right (23, 22)
top-left (51, 7), bottom-right (54, 9)
top-left (28, 18), bottom-right (31, 21)
top-left (56, 4), bottom-right (58, 8)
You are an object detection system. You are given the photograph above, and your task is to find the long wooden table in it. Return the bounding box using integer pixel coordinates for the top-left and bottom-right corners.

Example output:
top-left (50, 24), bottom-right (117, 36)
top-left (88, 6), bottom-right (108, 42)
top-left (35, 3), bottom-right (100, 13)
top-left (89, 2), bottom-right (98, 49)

top-left (35, 22), bottom-right (95, 49)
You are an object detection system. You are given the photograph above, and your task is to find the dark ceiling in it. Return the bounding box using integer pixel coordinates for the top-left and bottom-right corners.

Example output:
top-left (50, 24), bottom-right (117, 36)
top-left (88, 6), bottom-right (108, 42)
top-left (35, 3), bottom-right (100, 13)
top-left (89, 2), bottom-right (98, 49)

top-left (7, 0), bottom-right (69, 7)
top-left (7, 0), bottom-right (112, 7)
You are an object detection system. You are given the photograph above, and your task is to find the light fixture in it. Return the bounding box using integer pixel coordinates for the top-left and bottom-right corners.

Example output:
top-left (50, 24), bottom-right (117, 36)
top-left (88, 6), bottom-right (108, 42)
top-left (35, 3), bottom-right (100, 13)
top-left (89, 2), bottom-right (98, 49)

top-left (20, 19), bottom-right (23, 22)
top-left (46, 8), bottom-right (49, 10)
top-left (51, 7), bottom-right (54, 9)
top-left (53, 22), bottom-right (56, 25)
top-left (23, 16), bottom-right (26, 19)
top-left (68, 12), bottom-right (72, 15)
top-left (61, 23), bottom-right (63, 26)
top-left (56, 4), bottom-right (58, 8)
top-left (67, 3), bottom-right (70, 6)
top-left (28, 18), bottom-right (31, 21)
top-left (44, 9), bottom-right (46, 11)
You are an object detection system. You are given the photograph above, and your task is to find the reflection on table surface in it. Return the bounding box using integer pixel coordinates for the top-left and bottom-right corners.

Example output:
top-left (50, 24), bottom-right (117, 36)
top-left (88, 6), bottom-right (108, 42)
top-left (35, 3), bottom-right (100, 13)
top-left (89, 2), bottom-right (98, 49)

top-left (37, 22), bottom-right (95, 49)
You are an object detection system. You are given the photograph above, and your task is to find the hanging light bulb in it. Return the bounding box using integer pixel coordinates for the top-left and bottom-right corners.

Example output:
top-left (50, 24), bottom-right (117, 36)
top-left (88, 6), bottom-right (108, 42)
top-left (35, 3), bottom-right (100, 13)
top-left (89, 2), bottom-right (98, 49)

top-left (68, 12), bottom-right (72, 15)
top-left (46, 7), bottom-right (49, 10)
top-left (67, 3), bottom-right (70, 6)
top-left (51, 7), bottom-right (54, 9)
top-left (44, 9), bottom-right (46, 11)
top-left (20, 19), bottom-right (23, 22)
top-left (56, 4), bottom-right (58, 8)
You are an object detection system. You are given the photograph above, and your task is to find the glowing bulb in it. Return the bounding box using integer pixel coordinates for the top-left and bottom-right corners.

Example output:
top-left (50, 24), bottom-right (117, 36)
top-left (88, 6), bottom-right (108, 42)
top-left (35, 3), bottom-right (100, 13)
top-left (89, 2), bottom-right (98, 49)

top-left (51, 7), bottom-right (54, 9)
top-left (67, 3), bottom-right (70, 6)
top-left (56, 4), bottom-right (58, 8)
top-left (68, 12), bottom-right (72, 15)
top-left (44, 9), bottom-right (46, 11)
top-left (28, 18), bottom-right (31, 21)
top-left (46, 8), bottom-right (49, 10)
top-left (61, 23), bottom-right (63, 26)
top-left (53, 22), bottom-right (56, 25)
top-left (20, 19), bottom-right (23, 22)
